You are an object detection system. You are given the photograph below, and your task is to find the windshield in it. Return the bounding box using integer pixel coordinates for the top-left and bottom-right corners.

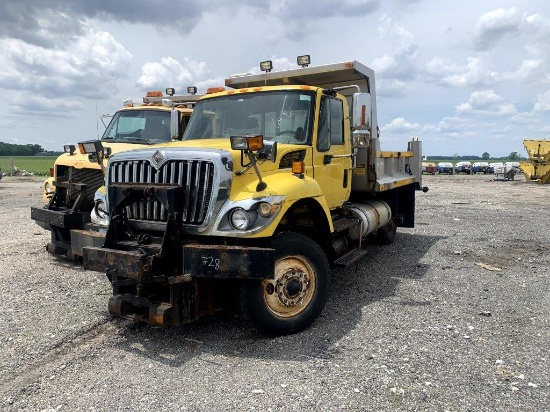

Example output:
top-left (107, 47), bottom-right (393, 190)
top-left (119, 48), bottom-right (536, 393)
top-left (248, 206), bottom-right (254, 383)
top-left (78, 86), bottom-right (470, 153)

top-left (102, 109), bottom-right (171, 143)
top-left (183, 90), bottom-right (314, 145)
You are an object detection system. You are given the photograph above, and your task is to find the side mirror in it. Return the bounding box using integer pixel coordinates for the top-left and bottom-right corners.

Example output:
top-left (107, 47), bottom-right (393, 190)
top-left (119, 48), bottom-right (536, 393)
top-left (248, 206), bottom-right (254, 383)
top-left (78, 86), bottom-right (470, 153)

top-left (352, 93), bottom-right (371, 128)
top-left (170, 109), bottom-right (180, 140)
top-left (259, 141), bottom-right (277, 163)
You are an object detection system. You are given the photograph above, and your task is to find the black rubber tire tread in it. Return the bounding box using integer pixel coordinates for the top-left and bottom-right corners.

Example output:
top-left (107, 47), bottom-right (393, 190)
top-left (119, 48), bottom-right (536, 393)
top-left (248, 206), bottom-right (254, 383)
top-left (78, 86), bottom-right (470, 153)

top-left (241, 232), bottom-right (329, 336)
top-left (377, 220), bottom-right (397, 245)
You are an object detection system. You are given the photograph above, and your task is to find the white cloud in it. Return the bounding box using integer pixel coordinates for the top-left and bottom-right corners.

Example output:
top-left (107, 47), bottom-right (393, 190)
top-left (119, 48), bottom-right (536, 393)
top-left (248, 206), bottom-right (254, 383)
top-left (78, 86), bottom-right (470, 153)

top-left (371, 14), bottom-right (419, 97)
top-left (471, 7), bottom-right (521, 51)
top-left (136, 57), bottom-right (210, 91)
top-left (424, 57), bottom-right (498, 88)
top-left (500, 59), bottom-right (547, 83)
top-left (456, 90), bottom-right (517, 116)
top-left (382, 117), bottom-right (421, 133)
top-left (0, 28), bottom-right (132, 102)
top-left (533, 89), bottom-right (550, 112)
top-left (10, 95), bottom-right (83, 117)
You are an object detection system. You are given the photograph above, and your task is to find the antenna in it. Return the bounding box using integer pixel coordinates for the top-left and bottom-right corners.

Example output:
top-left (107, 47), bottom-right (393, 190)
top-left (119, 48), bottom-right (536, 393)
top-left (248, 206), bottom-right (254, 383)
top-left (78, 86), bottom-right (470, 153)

top-left (96, 103), bottom-right (99, 139)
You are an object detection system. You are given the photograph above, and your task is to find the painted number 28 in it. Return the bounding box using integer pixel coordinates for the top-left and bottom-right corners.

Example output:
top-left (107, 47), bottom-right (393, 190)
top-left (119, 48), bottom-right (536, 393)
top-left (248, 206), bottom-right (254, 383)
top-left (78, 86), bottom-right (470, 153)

top-left (201, 256), bottom-right (220, 270)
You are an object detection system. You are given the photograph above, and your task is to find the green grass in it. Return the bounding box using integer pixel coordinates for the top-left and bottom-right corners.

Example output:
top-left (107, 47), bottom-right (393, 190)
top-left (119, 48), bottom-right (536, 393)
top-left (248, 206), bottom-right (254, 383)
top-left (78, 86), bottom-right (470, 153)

top-left (0, 156), bottom-right (56, 176)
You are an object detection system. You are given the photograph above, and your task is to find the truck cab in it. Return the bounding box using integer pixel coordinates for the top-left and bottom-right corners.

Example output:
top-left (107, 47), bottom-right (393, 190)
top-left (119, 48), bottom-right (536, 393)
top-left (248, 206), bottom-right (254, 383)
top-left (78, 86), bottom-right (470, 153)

top-left (31, 89), bottom-right (200, 260)
top-left (77, 57), bottom-right (425, 335)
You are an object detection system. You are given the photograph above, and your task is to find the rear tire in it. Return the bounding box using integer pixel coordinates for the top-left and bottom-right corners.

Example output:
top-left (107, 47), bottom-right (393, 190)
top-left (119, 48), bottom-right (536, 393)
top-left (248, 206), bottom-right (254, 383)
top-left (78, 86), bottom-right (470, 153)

top-left (241, 232), bottom-right (329, 336)
top-left (377, 219), bottom-right (397, 245)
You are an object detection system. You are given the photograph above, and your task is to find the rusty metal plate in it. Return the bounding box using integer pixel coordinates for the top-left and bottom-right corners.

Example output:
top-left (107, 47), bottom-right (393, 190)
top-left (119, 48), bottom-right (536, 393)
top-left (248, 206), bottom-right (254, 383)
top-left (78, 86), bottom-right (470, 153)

top-left (70, 229), bottom-right (105, 257)
top-left (183, 244), bottom-right (275, 279)
top-left (83, 246), bottom-right (155, 280)
top-left (30, 207), bottom-right (87, 228)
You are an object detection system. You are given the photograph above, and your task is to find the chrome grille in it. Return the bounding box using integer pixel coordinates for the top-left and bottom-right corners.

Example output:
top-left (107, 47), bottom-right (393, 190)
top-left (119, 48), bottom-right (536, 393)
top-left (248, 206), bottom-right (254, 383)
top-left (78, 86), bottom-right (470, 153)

top-left (108, 159), bottom-right (214, 224)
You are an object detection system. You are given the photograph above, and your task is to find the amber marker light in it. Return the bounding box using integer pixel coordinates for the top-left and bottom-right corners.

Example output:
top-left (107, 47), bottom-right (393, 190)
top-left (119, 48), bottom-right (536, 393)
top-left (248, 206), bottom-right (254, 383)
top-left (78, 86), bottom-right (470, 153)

top-left (206, 87), bottom-right (225, 94)
top-left (247, 135), bottom-right (264, 151)
top-left (292, 161), bottom-right (305, 175)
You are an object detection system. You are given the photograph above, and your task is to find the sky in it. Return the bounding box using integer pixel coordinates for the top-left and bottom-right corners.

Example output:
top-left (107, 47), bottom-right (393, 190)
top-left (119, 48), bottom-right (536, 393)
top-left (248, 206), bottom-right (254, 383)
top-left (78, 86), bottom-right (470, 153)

top-left (1, 0), bottom-right (549, 158)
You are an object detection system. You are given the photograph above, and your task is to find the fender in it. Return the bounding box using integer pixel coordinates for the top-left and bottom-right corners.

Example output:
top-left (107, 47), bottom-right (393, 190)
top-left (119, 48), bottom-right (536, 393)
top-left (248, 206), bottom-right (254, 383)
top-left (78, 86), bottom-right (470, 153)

top-left (210, 170), bottom-right (333, 238)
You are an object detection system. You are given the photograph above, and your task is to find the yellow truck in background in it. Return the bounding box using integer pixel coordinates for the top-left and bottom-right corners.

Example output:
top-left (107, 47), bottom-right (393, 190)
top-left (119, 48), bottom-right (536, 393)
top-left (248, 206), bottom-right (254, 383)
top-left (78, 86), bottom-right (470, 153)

top-left (521, 139), bottom-right (550, 183)
top-left (31, 89), bottom-right (200, 260)
top-left (79, 56), bottom-right (427, 335)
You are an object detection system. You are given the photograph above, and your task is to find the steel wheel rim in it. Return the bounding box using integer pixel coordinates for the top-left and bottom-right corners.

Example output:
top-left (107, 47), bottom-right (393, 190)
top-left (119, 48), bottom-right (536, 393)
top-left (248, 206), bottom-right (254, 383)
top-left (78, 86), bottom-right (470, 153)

top-left (263, 255), bottom-right (316, 318)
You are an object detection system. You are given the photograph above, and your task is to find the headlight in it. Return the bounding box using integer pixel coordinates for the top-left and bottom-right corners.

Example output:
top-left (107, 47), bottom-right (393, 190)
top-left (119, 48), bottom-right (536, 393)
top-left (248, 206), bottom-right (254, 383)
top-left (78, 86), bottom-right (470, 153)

top-left (214, 196), bottom-right (285, 236)
top-left (90, 188), bottom-right (109, 227)
top-left (229, 208), bottom-right (250, 230)
top-left (44, 182), bottom-right (53, 194)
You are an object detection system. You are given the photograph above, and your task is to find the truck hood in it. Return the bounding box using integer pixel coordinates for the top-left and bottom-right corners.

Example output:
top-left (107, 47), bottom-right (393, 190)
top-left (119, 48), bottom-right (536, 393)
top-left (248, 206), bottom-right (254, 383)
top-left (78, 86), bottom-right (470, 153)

top-left (54, 142), bottom-right (166, 169)
top-left (140, 138), bottom-right (308, 173)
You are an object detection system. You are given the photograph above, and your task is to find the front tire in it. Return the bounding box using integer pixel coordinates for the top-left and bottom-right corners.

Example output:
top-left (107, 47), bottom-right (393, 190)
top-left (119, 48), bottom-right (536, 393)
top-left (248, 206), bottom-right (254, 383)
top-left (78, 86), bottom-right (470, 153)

top-left (241, 232), bottom-right (329, 336)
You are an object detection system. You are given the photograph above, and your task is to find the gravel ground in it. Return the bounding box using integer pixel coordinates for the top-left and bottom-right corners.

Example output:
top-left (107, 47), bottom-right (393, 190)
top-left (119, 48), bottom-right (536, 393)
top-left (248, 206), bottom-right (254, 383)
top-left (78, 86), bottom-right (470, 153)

top-left (0, 174), bottom-right (548, 411)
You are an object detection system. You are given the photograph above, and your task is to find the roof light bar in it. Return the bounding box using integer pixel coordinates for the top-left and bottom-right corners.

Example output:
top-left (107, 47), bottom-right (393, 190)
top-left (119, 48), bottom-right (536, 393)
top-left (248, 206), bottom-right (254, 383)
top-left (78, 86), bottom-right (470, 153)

top-left (63, 144), bottom-right (76, 155)
top-left (297, 55), bottom-right (310, 67)
top-left (260, 60), bottom-right (273, 73)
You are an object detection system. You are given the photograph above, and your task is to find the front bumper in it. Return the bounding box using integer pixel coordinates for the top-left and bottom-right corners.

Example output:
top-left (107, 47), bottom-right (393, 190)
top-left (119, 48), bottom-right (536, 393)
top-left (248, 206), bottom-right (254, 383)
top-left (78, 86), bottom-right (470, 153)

top-left (31, 207), bottom-right (88, 229)
top-left (83, 243), bottom-right (275, 280)
top-left (84, 242), bottom-right (275, 327)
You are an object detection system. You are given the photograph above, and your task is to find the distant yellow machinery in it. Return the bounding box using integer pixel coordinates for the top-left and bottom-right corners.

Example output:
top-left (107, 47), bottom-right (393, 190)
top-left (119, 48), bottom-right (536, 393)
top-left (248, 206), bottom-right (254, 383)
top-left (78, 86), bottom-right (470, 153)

top-left (521, 139), bottom-right (550, 183)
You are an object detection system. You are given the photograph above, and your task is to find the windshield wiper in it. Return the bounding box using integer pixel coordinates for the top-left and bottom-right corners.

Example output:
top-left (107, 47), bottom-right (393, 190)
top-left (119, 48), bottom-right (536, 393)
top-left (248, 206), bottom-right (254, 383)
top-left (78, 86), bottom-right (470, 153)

top-left (119, 137), bottom-right (158, 144)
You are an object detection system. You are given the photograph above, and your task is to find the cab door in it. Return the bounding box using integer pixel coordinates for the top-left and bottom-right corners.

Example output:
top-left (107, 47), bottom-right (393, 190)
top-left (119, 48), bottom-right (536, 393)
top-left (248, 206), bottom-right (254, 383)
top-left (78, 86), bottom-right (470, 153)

top-left (313, 94), bottom-right (352, 209)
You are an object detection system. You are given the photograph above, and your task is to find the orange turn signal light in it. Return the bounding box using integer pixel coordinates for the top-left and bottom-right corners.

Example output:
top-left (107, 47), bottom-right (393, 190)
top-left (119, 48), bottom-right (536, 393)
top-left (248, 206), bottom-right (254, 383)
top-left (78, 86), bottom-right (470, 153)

top-left (292, 161), bottom-right (305, 174)
top-left (247, 135), bottom-right (264, 151)
top-left (146, 91), bottom-right (163, 97)
top-left (230, 134), bottom-right (264, 151)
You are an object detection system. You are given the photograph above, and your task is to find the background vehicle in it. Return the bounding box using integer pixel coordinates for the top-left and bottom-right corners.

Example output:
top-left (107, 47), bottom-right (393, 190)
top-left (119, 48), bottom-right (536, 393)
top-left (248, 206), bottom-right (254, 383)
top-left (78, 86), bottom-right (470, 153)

top-left (437, 162), bottom-right (454, 174)
top-left (455, 161), bottom-right (472, 174)
top-left (494, 163), bottom-right (518, 181)
top-left (472, 161), bottom-right (489, 174)
top-left (31, 89), bottom-right (200, 260)
top-left (79, 57), bottom-right (426, 336)
top-left (521, 139), bottom-right (550, 183)
top-left (422, 161), bottom-right (437, 174)
top-left (487, 162), bottom-right (503, 174)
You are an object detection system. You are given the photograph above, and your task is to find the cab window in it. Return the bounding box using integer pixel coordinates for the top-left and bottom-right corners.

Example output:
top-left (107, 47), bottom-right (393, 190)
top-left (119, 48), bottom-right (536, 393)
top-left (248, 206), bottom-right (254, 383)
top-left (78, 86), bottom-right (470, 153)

top-left (317, 96), bottom-right (344, 151)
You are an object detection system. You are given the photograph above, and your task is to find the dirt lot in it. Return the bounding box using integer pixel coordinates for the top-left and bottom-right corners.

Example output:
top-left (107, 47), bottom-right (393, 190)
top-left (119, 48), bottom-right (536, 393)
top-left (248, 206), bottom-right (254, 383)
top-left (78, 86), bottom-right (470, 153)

top-left (0, 174), bottom-right (548, 411)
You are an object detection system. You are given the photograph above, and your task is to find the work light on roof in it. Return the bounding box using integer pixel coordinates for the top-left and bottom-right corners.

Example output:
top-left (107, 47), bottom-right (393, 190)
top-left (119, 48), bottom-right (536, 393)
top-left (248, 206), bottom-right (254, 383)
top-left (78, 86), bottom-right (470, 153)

top-left (297, 55), bottom-right (310, 67)
top-left (165, 88), bottom-right (175, 96)
top-left (260, 60), bottom-right (273, 73)
top-left (187, 86), bottom-right (197, 95)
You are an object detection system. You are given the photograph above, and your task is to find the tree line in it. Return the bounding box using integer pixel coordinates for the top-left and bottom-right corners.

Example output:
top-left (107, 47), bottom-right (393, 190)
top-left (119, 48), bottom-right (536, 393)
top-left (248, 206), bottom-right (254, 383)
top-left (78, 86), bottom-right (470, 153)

top-left (0, 142), bottom-right (60, 156)
top-left (1, 141), bottom-right (525, 161)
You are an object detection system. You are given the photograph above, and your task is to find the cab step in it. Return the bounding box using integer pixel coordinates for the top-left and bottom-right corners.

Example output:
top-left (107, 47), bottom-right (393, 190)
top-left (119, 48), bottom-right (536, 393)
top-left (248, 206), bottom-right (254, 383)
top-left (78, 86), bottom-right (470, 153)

top-left (334, 248), bottom-right (368, 267)
top-left (332, 217), bottom-right (360, 233)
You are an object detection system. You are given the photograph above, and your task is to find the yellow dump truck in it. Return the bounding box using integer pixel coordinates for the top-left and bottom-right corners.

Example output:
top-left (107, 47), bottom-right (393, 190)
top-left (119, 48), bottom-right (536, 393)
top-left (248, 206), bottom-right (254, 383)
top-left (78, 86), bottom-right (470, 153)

top-left (31, 89), bottom-right (200, 260)
top-left (521, 139), bottom-right (550, 183)
top-left (79, 57), bottom-right (426, 335)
